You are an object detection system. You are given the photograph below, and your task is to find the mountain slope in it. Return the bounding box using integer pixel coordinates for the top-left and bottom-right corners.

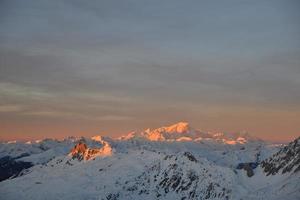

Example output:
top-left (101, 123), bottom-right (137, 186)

top-left (261, 137), bottom-right (300, 175)
top-left (0, 122), bottom-right (298, 200)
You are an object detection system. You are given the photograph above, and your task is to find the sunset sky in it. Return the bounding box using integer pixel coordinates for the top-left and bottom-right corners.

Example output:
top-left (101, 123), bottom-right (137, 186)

top-left (0, 0), bottom-right (299, 142)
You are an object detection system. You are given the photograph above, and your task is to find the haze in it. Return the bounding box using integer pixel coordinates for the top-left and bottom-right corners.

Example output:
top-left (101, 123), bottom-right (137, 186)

top-left (0, 0), bottom-right (299, 142)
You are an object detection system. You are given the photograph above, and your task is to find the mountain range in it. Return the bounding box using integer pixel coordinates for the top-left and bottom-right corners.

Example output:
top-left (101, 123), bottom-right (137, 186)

top-left (0, 122), bottom-right (299, 200)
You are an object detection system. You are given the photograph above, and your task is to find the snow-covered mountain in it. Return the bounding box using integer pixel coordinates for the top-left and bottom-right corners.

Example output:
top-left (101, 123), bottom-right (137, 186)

top-left (0, 122), bottom-right (299, 200)
top-left (261, 137), bottom-right (300, 175)
top-left (69, 137), bottom-right (113, 161)
top-left (119, 122), bottom-right (258, 145)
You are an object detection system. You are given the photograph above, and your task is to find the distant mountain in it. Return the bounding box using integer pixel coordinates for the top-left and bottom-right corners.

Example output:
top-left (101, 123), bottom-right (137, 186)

top-left (0, 122), bottom-right (299, 200)
top-left (120, 122), bottom-right (260, 145)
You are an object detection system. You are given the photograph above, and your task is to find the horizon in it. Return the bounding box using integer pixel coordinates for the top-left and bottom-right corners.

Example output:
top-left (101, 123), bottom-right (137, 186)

top-left (0, 121), bottom-right (297, 143)
top-left (1, 0), bottom-right (300, 142)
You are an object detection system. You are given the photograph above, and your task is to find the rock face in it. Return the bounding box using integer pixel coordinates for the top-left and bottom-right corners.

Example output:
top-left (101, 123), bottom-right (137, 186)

top-left (70, 142), bottom-right (88, 161)
top-left (261, 137), bottom-right (300, 175)
top-left (69, 141), bottom-right (113, 161)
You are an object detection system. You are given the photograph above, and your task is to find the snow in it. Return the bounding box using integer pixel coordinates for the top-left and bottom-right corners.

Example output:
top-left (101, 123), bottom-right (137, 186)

top-left (0, 122), bottom-right (299, 200)
top-left (120, 122), bottom-right (260, 145)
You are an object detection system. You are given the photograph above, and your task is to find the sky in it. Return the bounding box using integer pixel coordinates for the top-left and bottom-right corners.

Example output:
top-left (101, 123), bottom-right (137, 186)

top-left (0, 0), bottom-right (299, 142)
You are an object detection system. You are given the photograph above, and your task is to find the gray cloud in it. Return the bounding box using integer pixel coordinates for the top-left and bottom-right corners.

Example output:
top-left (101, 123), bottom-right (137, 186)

top-left (0, 0), bottom-right (299, 140)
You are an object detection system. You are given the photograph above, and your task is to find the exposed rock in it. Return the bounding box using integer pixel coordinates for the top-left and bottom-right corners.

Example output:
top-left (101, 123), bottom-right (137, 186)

top-left (106, 153), bottom-right (231, 199)
top-left (69, 141), bottom-right (113, 161)
top-left (261, 137), bottom-right (300, 175)
top-left (183, 152), bottom-right (198, 163)
top-left (70, 142), bottom-right (87, 161)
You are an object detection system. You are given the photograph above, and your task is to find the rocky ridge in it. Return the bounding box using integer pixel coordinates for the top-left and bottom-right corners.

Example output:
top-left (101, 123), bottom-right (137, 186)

top-left (261, 137), bottom-right (300, 175)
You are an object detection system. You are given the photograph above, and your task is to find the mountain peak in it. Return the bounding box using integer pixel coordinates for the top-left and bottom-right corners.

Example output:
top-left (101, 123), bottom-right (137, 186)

top-left (163, 122), bottom-right (190, 133)
top-left (144, 122), bottom-right (192, 141)
top-left (117, 121), bottom-right (260, 144)
top-left (91, 135), bottom-right (103, 142)
top-left (69, 140), bottom-right (113, 161)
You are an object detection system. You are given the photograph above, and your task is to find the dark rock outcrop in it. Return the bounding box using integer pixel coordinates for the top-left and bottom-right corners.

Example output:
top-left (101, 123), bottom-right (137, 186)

top-left (183, 152), bottom-right (198, 163)
top-left (261, 137), bottom-right (300, 176)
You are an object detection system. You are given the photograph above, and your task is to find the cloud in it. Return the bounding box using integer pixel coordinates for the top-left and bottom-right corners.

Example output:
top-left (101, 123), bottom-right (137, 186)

top-left (94, 115), bottom-right (134, 121)
top-left (1, 0), bottom-right (299, 109)
top-left (0, 0), bottom-right (299, 140)
top-left (23, 110), bottom-right (134, 121)
top-left (0, 105), bottom-right (23, 112)
top-left (0, 82), bottom-right (53, 100)
top-left (23, 111), bottom-right (73, 118)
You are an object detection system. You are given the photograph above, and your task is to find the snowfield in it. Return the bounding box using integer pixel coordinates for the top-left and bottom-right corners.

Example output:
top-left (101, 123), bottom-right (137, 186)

top-left (0, 122), bottom-right (299, 200)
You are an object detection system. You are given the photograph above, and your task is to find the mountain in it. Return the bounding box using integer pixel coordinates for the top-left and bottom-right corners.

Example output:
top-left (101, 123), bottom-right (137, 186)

top-left (120, 122), bottom-right (259, 145)
top-left (0, 122), bottom-right (299, 200)
top-left (70, 137), bottom-right (113, 161)
top-left (261, 137), bottom-right (300, 175)
top-left (241, 137), bottom-right (300, 200)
